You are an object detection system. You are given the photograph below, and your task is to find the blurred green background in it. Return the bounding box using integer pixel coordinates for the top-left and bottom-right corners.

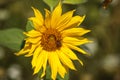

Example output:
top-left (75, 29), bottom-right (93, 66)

top-left (0, 0), bottom-right (120, 80)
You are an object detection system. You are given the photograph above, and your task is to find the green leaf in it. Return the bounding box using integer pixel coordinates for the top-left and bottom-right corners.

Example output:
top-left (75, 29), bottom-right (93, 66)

top-left (26, 20), bottom-right (34, 31)
top-left (45, 66), bottom-right (52, 80)
top-left (0, 28), bottom-right (25, 51)
top-left (63, 0), bottom-right (87, 4)
top-left (43, 0), bottom-right (59, 11)
top-left (57, 73), bottom-right (69, 80)
top-left (63, 73), bottom-right (69, 80)
top-left (38, 68), bottom-right (43, 79)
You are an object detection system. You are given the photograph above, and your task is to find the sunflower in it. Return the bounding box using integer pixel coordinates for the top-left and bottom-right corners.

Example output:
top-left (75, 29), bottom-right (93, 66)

top-left (16, 2), bottom-right (91, 80)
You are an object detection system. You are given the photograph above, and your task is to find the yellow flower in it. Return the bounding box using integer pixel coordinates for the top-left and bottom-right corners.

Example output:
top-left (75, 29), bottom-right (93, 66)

top-left (16, 2), bottom-right (91, 80)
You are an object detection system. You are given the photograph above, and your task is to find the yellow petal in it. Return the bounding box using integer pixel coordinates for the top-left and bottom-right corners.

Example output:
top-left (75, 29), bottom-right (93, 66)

top-left (62, 28), bottom-right (90, 37)
top-left (59, 15), bottom-right (85, 31)
top-left (44, 9), bottom-right (51, 28)
top-left (48, 52), bottom-right (58, 80)
top-left (56, 10), bottom-right (75, 30)
top-left (29, 7), bottom-right (44, 30)
top-left (76, 15), bottom-right (85, 26)
top-left (31, 46), bottom-right (42, 68)
top-left (24, 43), bottom-right (39, 57)
top-left (41, 51), bottom-right (48, 78)
top-left (61, 45), bottom-right (83, 66)
top-left (31, 7), bottom-right (43, 24)
top-left (53, 50), bottom-right (67, 78)
top-left (57, 50), bottom-right (76, 70)
top-left (29, 17), bottom-right (42, 30)
top-left (16, 43), bottom-right (30, 56)
top-left (15, 49), bottom-right (30, 56)
top-left (24, 53), bottom-right (33, 57)
top-left (58, 64), bottom-right (67, 78)
top-left (33, 50), bottom-right (45, 75)
top-left (51, 2), bottom-right (62, 28)
top-left (24, 30), bottom-right (41, 37)
top-left (61, 45), bottom-right (78, 60)
top-left (65, 43), bottom-right (88, 54)
top-left (63, 37), bottom-right (91, 46)
top-left (26, 37), bottom-right (41, 43)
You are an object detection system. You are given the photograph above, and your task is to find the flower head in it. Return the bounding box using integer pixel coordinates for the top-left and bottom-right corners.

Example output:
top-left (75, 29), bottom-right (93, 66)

top-left (16, 2), bottom-right (91, 80)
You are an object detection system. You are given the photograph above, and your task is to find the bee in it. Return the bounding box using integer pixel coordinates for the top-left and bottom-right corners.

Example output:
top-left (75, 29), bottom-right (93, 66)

top-left (102, 0), bottom-right (112, 9)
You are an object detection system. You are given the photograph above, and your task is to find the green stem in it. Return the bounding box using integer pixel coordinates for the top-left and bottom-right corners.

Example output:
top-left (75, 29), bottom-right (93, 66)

top-left (50, 7), bottom-right (53, 12)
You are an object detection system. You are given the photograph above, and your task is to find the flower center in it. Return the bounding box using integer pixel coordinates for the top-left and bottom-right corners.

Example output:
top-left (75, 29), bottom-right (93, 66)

top-left (41, 28), bottom-right (62, 51)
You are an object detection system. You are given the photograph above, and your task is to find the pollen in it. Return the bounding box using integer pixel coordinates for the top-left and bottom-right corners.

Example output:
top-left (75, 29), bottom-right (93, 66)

top-left (41, 28), bottom-right (62, 51)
